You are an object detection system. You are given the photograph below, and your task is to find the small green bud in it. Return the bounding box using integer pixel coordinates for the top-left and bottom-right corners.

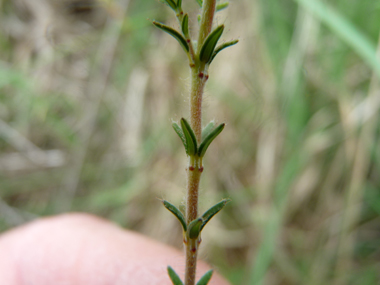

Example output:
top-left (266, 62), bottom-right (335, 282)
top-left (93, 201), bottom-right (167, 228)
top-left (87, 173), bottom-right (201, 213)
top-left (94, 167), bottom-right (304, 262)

top-left (216, 2), bottom-right (229, 12)
top-left (181, 14), bottom-right (189, 38)
top-left (188, 218), bottom-right (203, 239)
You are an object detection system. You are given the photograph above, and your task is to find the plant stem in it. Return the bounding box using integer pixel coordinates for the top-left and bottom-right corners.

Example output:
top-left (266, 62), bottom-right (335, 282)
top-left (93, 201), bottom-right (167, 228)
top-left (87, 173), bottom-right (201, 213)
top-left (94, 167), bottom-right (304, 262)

top-left (189, 64), bottom-right (207, 142)
top-left (198, 0), bottom-right (217, 50)
top-left (185, 1), bottom-right (216, 284)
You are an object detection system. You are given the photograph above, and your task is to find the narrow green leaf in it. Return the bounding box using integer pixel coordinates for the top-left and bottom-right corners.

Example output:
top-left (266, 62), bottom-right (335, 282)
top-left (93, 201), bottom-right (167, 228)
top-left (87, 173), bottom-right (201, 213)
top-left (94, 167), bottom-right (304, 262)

top-left (195, 0), bottom-right (203, 7)
top-left (161, 199), bottom-right (187, 231)
top-left (167, 266), bottom-right (184, 285)
top-left (201, 121), bottom-right (215, 141)
top-left (188, 218), bottom-right (203, 239)
top-left (293, 0), bottom-right (380, 77)
top-left (209, 39), bottom-right (238, 63)
top-left (199, 25), bottom-right (224, 63)
top-left (172, 121), bottom-right (187, 153)
top-left (200, 199), bottom-right (230, 231)
top-left (163, 0), bottom-right (177, 11)
top-left (177, 0), bottom-right (182, 9)
top-left (198, 123), bottom-right (225, 158)
top-left (181, 14), bottom-right (189, 37)
top-left (196, 270), bottom-right (213, 285)
top-left (216, 2), bottom-right (229, 11)
top-left (181, 118), bottom-right (197, 156)
top-left (153, 21), bottom-right (189, 52)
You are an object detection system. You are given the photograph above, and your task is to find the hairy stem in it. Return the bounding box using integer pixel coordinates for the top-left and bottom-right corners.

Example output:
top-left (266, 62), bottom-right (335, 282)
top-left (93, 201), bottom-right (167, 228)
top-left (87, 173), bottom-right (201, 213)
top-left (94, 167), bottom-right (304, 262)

top-left (185, 1), bottom-right (216, 284)
top-left (198, 0), bottom-right (217, 50)
top-left (189, 65), bottom-right (207, 142)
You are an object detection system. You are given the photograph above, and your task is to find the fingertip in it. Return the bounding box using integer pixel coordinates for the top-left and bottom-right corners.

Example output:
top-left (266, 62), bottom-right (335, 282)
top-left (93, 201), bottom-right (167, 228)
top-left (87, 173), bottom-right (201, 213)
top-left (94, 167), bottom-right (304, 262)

top-left (0, 214), bottom-right (230, 285)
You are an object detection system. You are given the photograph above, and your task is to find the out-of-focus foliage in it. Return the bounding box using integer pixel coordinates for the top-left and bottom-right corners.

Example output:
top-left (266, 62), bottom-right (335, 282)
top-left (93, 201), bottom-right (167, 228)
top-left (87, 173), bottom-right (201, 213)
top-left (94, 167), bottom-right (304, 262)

top-left (0, 0), bottom-right (379, 284)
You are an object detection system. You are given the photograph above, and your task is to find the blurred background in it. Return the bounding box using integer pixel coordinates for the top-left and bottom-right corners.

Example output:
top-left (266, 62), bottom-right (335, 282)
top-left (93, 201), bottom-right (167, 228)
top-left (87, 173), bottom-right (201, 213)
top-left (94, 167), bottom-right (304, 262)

top-left (0, 0), bottom-right (379, 284)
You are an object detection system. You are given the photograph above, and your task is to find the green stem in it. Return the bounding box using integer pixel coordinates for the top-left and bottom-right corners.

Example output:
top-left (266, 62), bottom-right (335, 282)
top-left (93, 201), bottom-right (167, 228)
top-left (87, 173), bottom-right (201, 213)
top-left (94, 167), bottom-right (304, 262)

top-left (198, 0), bottom-right (217, 50)
top-left (185, 1), bottom-right (216, 284)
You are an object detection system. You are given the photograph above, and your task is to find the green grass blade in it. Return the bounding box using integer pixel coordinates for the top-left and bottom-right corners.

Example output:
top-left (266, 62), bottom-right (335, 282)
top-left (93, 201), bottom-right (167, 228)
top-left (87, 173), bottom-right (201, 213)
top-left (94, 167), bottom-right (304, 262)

top-left (161, 199), bottom-right (187, 231)
top-left (198, 123), bottom-right (225, 158)
top-left (199, 25), bottom-right (225, 63)
top-left (196, 270), bottom-right (213, 285)
top-left (209, 40), bottom-right (239, 63)
top-left (153, 21), bottom-right (189, 53)
top-left (181, 118), bottom-right (197, 156)
top-left (200, 199), bottom-right (230, 231)
top-left (195, 0), bottom-right (203, 7)
top-left (172, 121), bottom-right (187, 153)
top-left (293, 0), bottom-right (380, 77)
top-left (167, 266), bottom-right (184, 285)
top-left (249, 153), bottom-right (304, 285)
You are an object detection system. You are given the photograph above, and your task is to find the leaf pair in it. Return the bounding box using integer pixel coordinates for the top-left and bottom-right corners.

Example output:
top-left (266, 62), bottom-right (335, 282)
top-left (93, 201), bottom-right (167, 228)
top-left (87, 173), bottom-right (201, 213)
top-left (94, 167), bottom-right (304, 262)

top-left (153, 9), bottom-right (238, 64)
top-left (161, 198), bottom-right (230, 238)
top-left (173, 118), bottom-right (225, 158)
top-left (199, 25), bottom-right (239, 64)
top-left (187, 198), bottom-right (231, 239)
top-left (165, 198), bottom-right (229, 285)
top-left (168, 266), bottom-right (213, 285)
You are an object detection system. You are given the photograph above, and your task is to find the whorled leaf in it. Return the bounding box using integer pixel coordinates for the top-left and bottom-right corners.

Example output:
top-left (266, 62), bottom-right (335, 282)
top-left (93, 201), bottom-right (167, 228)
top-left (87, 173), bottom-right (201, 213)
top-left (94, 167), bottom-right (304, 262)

top-left (188, 217), bottom-right (203, 239)
top-left (209, 39), bottom-right (239, 63)
top-left (196, 270), bottom-right (214, 285)
top-left (200, 199), bottom-right (230, 231)
top-left (198, 123), bottom-right (225, 158)
top-left (172, 121), bottom-right (187, 153)
top-left (167, 266), bottom-right (184, 285)
top-left (153, 21), bottom-right (189, 52)
top-left (181, 14), bottom-right (189, 37)
top-left (201, 121), bottom-right (216, 141)
top-left (181, 118), bottom-right (197, 156)
top-left (199, 25), bottom-right (224, 63)
top-left (161, 199), bottom-right (187, 231)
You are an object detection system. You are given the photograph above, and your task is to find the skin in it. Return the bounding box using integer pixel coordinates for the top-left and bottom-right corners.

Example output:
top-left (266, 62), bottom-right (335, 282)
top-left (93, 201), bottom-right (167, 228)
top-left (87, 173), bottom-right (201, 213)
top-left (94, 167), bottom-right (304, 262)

top-left (0, 213), bottom-right (229, 285)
